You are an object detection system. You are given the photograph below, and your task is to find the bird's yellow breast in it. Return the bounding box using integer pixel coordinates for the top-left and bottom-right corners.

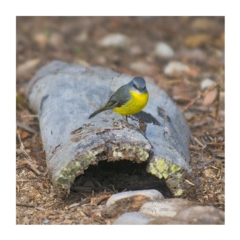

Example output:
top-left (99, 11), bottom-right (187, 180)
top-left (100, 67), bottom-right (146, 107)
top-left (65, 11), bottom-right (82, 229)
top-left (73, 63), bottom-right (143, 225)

top-left (113, 90), bottom-right (149, 115)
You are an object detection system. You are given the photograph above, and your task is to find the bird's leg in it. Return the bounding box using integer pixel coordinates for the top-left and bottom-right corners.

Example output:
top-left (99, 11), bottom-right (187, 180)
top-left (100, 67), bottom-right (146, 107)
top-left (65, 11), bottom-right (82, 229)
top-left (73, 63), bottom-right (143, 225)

top-left (126, 115), bottom-right (148, 137)
top-left (124, 115), bottom-right (140, 131)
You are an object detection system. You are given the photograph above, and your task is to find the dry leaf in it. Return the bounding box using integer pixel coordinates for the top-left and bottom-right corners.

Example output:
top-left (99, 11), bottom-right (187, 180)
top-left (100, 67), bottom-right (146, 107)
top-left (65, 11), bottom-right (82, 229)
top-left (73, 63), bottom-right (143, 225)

top-left (202, 89), bottom-right (218, 106)
top-left (21, 131), bottom-right (29, 139)
top-left (17, 58), bottom-right (40, 77)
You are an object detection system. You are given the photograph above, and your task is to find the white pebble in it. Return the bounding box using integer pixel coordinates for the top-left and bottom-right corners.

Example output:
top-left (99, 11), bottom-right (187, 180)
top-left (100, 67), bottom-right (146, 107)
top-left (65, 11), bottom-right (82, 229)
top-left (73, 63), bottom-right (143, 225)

top-left (155, 42), bottom-right (174, 58)
top-left (129, 62), bottom-right (149, 74)
top-left (164, 61), bottom-right (190, 75)
top-left (98, 33), bottom-right (130, 48)
top-left (200, 78), bottom-right (215, 90)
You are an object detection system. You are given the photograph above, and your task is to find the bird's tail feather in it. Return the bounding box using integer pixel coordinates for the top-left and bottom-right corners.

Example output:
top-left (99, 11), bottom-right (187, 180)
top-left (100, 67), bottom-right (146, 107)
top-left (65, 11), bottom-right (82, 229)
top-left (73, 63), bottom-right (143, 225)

top-left (88, 107), bottom-right (105, 119)
top-left (89, 100), bottom-right (118, 119)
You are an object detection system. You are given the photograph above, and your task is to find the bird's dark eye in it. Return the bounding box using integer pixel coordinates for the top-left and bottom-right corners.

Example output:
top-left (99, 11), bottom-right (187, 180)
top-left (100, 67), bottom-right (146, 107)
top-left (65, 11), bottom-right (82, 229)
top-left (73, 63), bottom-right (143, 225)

top-left (133, 83), bottom-right (138, 89)
top-left (142, 86), bottom-right (146, 91)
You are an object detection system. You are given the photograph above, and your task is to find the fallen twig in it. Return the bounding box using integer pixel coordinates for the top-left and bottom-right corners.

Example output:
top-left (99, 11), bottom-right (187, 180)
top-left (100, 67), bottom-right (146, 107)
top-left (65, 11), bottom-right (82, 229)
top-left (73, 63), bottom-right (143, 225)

top-left (207, 142), bottom-right (225, 146)
top-left (17, 131), bottom-right (41, 175)
top-left (16, 203), bottom-right (35, 208)
top-left (192, 136), bottom-right (206, 148)
top-left (182, 80), bottom-right (220, 113)
top-left (16, 120), bottom-right (38, 134)
top-left (185, 179), bottom-right (195, 186)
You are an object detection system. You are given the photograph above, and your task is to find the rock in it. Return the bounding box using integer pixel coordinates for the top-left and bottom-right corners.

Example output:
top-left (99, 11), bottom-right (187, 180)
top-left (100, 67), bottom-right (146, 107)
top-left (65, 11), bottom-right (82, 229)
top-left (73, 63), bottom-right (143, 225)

top-left (175, 206), bottom-right (224, 224)
top-left (98, 33), bottom-right (130, 48)
top-left (139, 198), bottom-right (193, 218)
top-left (106, 189), bottom-right (164, 207)
top-left (155, 42), bottom-right (174, 58)
top-left (148, 216), bottom-right (188, 224)
top-left (200, 78), bottom-right (215, 90)
top-left (105, 190), bottom-right (164, 217)
top-left (164, 61), bottom-right (190, 76)
top-left (113, 212), bottom-right (154, 225)
top-left (148, 205), bottom-right (224, 224)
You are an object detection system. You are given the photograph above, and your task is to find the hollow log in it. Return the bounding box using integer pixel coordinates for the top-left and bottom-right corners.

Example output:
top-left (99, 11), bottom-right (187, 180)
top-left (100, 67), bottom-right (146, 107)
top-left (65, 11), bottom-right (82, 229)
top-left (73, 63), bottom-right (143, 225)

top-left (27, 61), bottom-right (191, 198)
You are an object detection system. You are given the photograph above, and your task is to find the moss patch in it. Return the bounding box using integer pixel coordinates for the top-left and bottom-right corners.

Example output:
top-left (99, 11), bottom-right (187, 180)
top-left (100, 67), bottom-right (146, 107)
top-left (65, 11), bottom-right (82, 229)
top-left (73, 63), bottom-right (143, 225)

top-left (147, 157), bottom-right (184, 196)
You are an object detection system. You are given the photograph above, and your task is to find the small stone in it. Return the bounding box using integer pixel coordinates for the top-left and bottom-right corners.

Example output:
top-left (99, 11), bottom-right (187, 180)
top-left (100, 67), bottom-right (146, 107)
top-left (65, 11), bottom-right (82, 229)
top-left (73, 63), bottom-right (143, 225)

top-left (155, 42), bottom-right (174, 58)
top-left (42, 218), bottom-right (49, 224)
top-left (139, 198), bottom-right (193, 218)
top-left (49, 33), bottom-right (63, 47)
top-left (164, 61), bottom-right (190, 76)
top-left (175, 206), bottom-right (224, 224)
top-left (130, 62), bottom-right (150, 74)
top-left (98, 33), bottom-right (130, 48)
top-left (113, 212), bottom-right (154, 225)
top-left (183, 111), bottom-right (195, 121)
top-left (33, 33), bottom-right (48, 48)
top-left (200, 78), bottom-right (215, 90)
top-left (75, 31), bottom-right (88, 43)
top-left (130, 45), bottom-right (143, 56)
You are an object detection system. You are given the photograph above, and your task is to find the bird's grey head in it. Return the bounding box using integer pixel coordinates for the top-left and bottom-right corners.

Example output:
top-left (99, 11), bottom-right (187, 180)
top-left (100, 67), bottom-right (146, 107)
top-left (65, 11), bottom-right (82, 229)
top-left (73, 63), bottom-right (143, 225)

top-left (130, 77), bottom-right (147, 93)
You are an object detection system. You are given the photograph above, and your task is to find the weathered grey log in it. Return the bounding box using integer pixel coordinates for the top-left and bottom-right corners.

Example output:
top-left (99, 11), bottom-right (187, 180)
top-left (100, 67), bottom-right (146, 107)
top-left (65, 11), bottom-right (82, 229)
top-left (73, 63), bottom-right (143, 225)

top-left (27, 61), bottom-right (191, 198)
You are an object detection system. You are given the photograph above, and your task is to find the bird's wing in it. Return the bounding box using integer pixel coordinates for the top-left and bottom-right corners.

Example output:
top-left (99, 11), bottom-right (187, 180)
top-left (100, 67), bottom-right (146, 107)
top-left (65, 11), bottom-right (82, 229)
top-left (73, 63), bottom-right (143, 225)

top-left (107, 85), bottom-right (130, 108)
top-left (88, 84), bottom-right (130, 119)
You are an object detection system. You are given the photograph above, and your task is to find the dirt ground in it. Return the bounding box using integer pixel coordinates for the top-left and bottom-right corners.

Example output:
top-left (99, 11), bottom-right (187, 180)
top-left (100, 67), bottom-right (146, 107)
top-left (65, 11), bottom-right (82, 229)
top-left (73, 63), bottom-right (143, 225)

top-left (16, 16), bottom-right (224, 224)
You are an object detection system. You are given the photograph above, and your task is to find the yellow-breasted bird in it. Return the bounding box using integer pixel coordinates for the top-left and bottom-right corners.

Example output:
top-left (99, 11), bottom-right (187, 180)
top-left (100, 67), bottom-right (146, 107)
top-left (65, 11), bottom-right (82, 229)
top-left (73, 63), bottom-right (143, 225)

top-left (89, 77), bottom-right (149, 119)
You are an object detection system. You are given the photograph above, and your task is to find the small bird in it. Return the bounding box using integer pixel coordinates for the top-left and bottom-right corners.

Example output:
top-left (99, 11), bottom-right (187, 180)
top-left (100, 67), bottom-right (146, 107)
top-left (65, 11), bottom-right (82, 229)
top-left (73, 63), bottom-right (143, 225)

top-left (89, 77), bottom-right (149, 119)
